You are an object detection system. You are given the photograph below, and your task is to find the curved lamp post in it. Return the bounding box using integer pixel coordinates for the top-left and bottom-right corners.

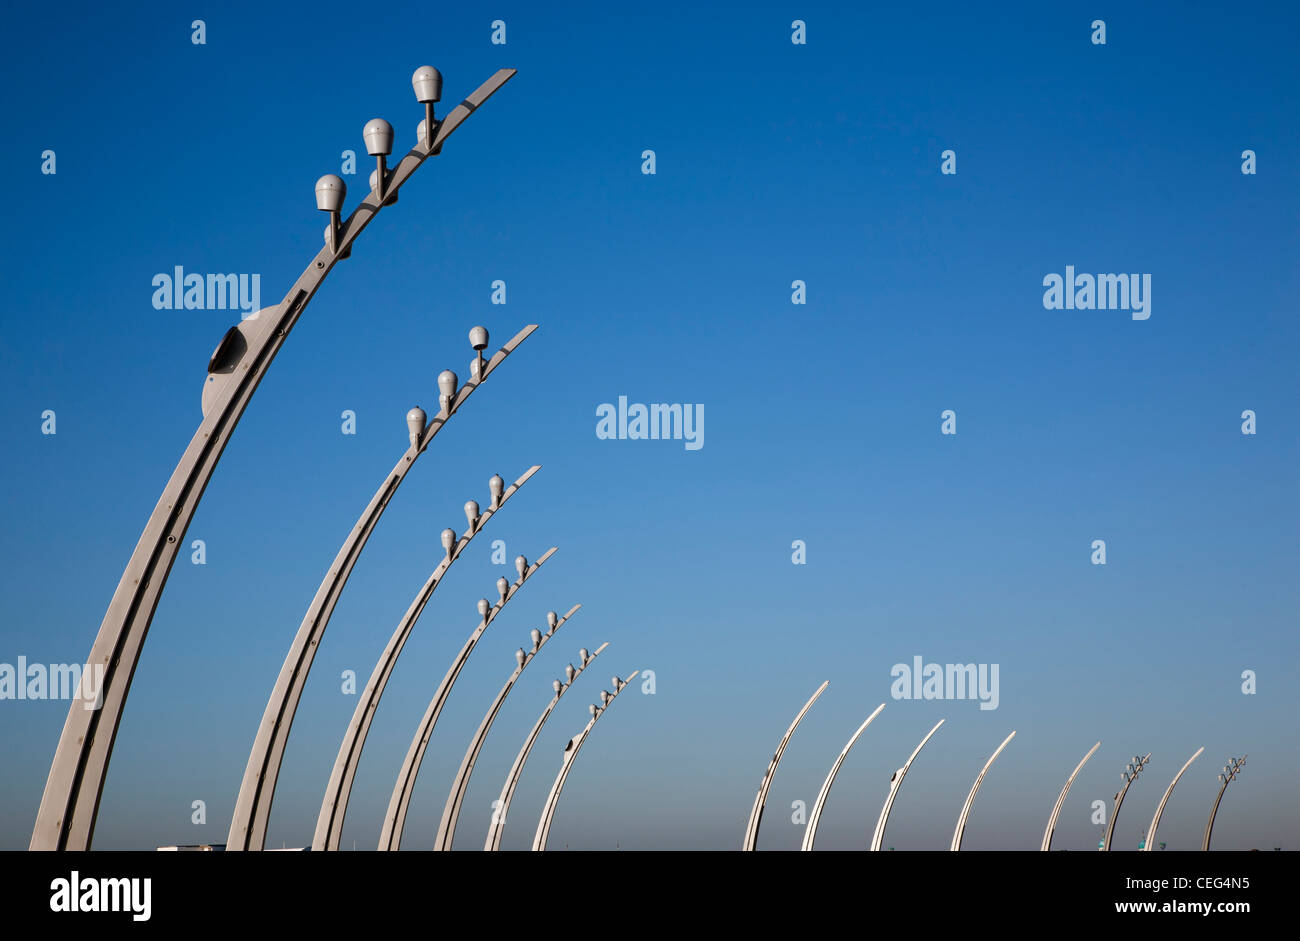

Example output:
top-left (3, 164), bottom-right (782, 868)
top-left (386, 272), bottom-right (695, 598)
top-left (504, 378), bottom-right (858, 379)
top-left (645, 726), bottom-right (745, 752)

top-left (801, 703), bottom-right (886, 851)
top-left (1101, 752), bottom-right (1150, 851)
top-left (379, 550), bottom-right (556, 850)
top-left (484, 643), bottom-right (609, 851)
top-left (1041, 741), bottom-right (1101, 851)
top-left (230, 346), bottom-right (534, 854)
top-left (1143, 746), bottom-right (1203, 851)
top-left (950, 730), bottom-right (1016, 851)
top-left (32, 66), bottom-right (517, 851)
top-left (433, 605), bottom-right (582, 851)
top-left (742, 680), bottom-right (828, 851)
top-left (870, 718), bottom-right (945, 852)
top-left (1202, 755), bottom-right (1246, 851)
top-left (532, 671), bottom-right (640, 851)
top-left (309, 468), bottom-right (540, 851)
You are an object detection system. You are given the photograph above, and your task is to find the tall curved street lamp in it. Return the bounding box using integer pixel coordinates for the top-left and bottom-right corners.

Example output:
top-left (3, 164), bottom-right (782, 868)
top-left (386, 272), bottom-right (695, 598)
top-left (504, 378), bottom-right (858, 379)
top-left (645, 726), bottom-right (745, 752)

top-left (801, 703), bottom-right (886, 851)
top-left (31, 65), bottom-right (518, 851)
top-left (950, 730), bottom-right (1016, 851)
top-left (1143, 746), bottom-right (1203, 851)
top-left (532, 671), bottom-right (640, 851)
top-left (433, 605), bottom-right (582, 851)
top-left (484, 643), bottom-right (609, 851)
top-left (230, 344), bottom-right (535, 853)
top-left (870, 718), bottom-right (945, 852)
top-left (379, 550), bottom-right (556, 850)
top-left (1101, 752), bottom-right (1150, 851)
top-left (1202, 755), bottom-right (1246, 851)
top-left (742, 680), bottom-right (828, 851)
top-left (1041, 741), bottom-right (1101, 851)
top-left (309, 468), bottom-right (540, 851)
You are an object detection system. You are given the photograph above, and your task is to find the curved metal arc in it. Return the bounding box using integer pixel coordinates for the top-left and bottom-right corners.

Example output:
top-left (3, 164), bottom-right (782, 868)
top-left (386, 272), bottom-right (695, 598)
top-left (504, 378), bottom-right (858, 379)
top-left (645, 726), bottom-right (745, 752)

top-left (1143, 746), bottom-right (1204, 851)
top-left (484, 642), bottom-right (609, 852)
top-left (870, 718), bottom-right (946, 852)
top-left (950, 730), bottom-right (1016, 851)
top-left (742, 680), bottom-right (829, 852)
top-left (1101, 752), bottom-right (1150, 851)
top-left (379, 548), bottom-right (557, 850)
top-left (532, 670), bottom-right (639, 851)
top-left (433, 604), bottom-right (582, 851)
top-left (802, 703), bottom-right (886, 851)
top-left (1041, 741), bottom-right (1101, 851)
top-left (227, 328), bottom-right (537, 853)
top-left (1202, 755), bottom-right (1244, 852)
top-left (309, 466), bottom-right (540, 851)
top-left (32, 68), bottom-right (517, 851)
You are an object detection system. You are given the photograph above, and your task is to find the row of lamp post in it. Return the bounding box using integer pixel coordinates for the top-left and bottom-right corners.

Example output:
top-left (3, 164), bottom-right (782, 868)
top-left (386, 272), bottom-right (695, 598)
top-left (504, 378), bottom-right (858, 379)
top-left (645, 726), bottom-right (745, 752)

top-left (745, 683), bottom-right (1249, 851)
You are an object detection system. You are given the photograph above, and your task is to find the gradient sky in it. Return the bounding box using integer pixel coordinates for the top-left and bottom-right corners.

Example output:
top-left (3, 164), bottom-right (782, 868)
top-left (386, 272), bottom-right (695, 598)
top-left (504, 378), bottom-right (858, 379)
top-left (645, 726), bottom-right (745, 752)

top-left (0, 1), bottom-right (1296, 851)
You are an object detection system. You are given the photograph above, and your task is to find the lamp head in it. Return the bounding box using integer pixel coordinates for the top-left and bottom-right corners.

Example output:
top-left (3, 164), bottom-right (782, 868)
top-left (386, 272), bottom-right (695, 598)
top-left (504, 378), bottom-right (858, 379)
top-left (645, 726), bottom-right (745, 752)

top-left (464, 500), bottom-right (480, 528)
top-left (440, 527), bottom-right (456, 555)
top-left (530, 628), bottom-right (542, 650)
top-left (546, 611), bottom-right (558, 631)
top-left (405, 406), bottom-right (426, 446)
top-left (469, 325), bottom-right (489, 351)
top-left (515, 648), bottom-right (527, 667)
top-left (578, 647), bottom-right (590, 664)
top-left (363, 118), bottom-right (394, 157)
top-left (412, 66), bottom-right (443, 104)
top-left (476, 598), bottom-right (490, 619)
top-left (564, 663), bottom-right (576, 682)
top-left (496, 576), bottom-right (509, 600)
top-left (514, 554), bottom-right (527, 577)
top-left (315, 174), bottom-right (346, 213)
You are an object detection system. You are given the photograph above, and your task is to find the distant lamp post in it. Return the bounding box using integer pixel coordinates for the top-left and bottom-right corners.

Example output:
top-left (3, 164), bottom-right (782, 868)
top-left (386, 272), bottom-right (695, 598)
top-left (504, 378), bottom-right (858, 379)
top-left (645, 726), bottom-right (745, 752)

top-left (870, 719), bottom-right (945, 852)
top-left (434, 605), bottom-right (582, 851)
top-left (310, 468), bottom-right (541, 851)
top-left (379, 551), bottom-right (557, 850)
top-left (1101, 753), bottom-right (1150, 851)
top-left (31, 65), bottom-right (518, 851)
top-left (1202, 755), bottom-right (1246, 851)
top-left (950, 730), bottom-right (1016, 851)
top-left (1041, 741), bottom-right (1101, 851)
top-left (742, 680), bottom-right (829, 851)
top-left (484, 644), bottom-right (609, 851)
top-left (1143, 747), bottom-right (1204, 851)
top-left (802, 703), bottom-right (886, 851)
top-left (532, 671), bottom-right (640, 851)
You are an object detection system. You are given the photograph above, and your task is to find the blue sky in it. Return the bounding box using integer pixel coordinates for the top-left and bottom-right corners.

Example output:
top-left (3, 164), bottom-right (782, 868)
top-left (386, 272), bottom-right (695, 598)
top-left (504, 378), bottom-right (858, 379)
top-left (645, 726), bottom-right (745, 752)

top-left (0, 0), bottom-right (1296, 851)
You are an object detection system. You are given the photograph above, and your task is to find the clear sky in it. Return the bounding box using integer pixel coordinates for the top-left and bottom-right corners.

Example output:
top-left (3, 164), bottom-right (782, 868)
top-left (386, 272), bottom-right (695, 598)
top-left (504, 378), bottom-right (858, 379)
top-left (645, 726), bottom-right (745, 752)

top-left (0, 1), bottom-right (1296, 851)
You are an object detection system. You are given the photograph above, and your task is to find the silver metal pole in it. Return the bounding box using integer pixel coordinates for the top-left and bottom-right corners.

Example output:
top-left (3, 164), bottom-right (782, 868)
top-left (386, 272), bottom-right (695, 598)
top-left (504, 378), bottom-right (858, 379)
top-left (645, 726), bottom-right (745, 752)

top-left (433, 605), bottom-right (582, 850)
top-left (1101, 752), bottom-right (1150, 851)
top-left (484, 644), bottom-right (608, 851)
top-left (741, 680), bottom-right (828, 851)
top-left (1202, 755), bottom-right (1245, 851)
top-left (950, 730), bottom-right (1016, 851)
top-left (802, 703), bottom-right (886, 851)
top-left (1143, 746), bottom-right (1204, 851)
top-left (378, 549), bottom-right (556, 850)
top-left (309, 468), bottom-right (541, 851)
top-left (870, 718), bottom-right (945, 852)
top-left (1041, 741), bottom-right (1101, 851)
top-left (31, 68), bottom-right (518, 851)
top-left (532, 671), bottom-right (639, 851)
